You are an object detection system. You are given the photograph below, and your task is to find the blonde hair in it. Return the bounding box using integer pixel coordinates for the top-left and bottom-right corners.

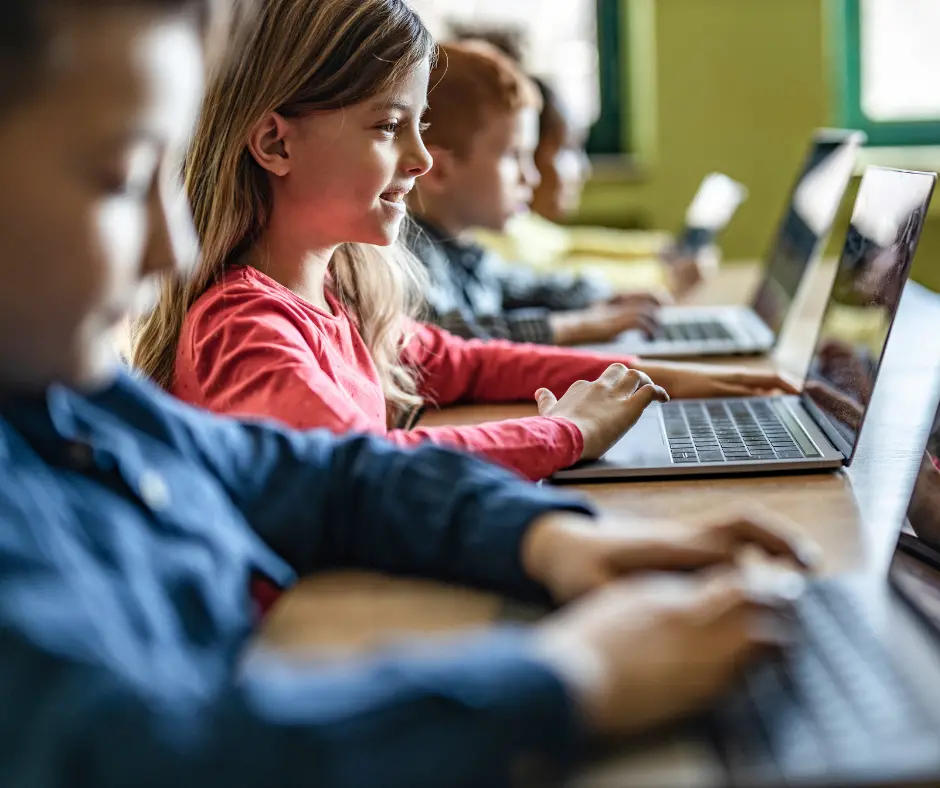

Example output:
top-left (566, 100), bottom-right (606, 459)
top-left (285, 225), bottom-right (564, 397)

top-left (133, 0), bottom-right (434, 415)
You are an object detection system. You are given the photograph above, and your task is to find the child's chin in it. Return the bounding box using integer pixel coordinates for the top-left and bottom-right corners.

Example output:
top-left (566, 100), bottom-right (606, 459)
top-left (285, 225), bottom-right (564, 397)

top-left (364, 219), bottom-right (404, 247)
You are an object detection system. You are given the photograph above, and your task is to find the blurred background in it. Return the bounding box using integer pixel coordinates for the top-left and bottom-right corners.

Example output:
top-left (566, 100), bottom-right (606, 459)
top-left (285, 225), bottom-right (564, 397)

top-left (410, 0), bottom-right (940, 288)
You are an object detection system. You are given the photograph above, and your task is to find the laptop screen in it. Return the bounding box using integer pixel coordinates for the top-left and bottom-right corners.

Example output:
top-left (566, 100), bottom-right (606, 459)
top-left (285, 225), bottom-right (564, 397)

top-left (675, 173), bottom-right (748, 254)
top-left (889, 399), bottom-right (940, 629)
top-left (751, 132), bottom-right (865, 335)
top-left (800, 167), bottom-right (936, 461)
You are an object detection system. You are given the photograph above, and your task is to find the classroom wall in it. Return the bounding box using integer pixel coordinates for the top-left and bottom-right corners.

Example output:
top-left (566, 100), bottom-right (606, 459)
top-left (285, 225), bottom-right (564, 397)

top-left (576, 0), bottom-right (940, 289)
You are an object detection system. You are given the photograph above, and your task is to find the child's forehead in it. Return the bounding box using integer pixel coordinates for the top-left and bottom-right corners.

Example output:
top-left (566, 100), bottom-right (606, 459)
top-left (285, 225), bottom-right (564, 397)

top-left (470, 105), bottom-right (538, 154)
top-left (34, 13), bottom-right (203, 149)
top-left (367, 62), bottom-right (432, 112)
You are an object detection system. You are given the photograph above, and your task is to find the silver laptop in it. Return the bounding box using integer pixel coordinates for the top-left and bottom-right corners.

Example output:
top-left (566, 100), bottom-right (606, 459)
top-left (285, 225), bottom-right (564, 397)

top-left (711, 386), bottom-right (940, 786)
top-left (603, 129), bottom-right (866, 358)
top-left (554, 166), bottom-right (936, 483)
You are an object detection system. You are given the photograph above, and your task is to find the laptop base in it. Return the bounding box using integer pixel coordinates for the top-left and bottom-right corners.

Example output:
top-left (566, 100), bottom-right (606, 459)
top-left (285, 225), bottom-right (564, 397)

top-left (551, 396), bottom-right (845, 483)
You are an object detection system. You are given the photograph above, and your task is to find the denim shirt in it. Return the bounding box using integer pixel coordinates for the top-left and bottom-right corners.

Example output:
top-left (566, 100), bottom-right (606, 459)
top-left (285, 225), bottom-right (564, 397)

top-left (0, 371), bottom-right (591, 787)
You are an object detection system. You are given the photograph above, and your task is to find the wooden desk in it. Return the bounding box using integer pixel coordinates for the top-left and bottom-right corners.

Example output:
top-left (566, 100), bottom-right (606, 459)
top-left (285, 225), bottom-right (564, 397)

top-left (259, 261), bottom-right (940, 786)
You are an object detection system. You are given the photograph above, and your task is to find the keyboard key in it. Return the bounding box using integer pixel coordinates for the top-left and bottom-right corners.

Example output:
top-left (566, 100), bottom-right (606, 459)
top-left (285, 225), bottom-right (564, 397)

top-left (698, 452), bottom-right (725, 462)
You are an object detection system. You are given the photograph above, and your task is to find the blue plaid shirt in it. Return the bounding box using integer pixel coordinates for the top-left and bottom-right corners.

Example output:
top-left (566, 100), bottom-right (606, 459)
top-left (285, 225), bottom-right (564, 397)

top-left (406, 217), bottom-right (611, 344)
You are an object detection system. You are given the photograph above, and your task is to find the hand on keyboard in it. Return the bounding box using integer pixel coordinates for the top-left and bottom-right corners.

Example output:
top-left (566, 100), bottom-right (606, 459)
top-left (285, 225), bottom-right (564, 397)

top-left (549, 303), bottom-right (661, 345)
top-left (534, 569), bottom-right (800, 736)
top-left (522, 507), bottom-right (820, 604)
top-left (535, 363), bottom-right (669, 460)
top-left (634, 361), bottom-right (800, 400)
top-left (608, 289), bottom-right (673, 308)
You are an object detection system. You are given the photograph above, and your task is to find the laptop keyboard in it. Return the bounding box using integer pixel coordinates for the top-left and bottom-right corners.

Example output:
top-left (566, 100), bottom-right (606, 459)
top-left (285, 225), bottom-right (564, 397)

top-left (712, 579), bottom-right (939, 784)
top-left (654, 319), bottom-right (734, 343)
top-left (663, 400), bottom-right (814, 463)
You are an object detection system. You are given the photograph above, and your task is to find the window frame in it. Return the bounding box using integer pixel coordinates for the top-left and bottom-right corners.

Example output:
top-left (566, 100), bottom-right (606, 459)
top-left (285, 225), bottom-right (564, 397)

top-left (829, 0), bottom-right (940, 147)
top-left (586, 0), bottom-right (627, 155)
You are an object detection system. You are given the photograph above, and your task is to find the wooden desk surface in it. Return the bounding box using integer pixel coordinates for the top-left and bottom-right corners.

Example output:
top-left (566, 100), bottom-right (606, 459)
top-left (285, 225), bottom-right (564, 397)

top-left (258, 261), bottom-right (940, 786)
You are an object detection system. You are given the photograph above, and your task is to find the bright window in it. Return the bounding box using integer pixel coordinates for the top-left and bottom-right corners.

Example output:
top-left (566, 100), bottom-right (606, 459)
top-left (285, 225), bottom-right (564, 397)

top-left (408, 0), bottom-right (626, 153)
top-left (832, 0), bottom-right (940, 145)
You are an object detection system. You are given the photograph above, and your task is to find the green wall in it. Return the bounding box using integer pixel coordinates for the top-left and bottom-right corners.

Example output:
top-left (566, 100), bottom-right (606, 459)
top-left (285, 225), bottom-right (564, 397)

top-left (576, 0), bottom-right (940, 290)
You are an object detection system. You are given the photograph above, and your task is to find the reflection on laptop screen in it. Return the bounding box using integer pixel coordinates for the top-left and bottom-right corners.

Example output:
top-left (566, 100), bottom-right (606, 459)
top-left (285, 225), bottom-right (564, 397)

top-left (907, 405), bottom-right (940, 548)
top-left (752, 132), bottom-right (864, 334)
top-left (801, 167), bottom-right (936, 459)
top-left (890, 401), bottom-right (940, 626)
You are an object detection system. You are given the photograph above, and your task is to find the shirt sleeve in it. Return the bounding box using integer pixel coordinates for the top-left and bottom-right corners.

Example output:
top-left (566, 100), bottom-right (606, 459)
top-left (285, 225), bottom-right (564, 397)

top-left (0, 551), bottom-right (582, 788)
top-left (488, 254), bottom-right (612, 311)
top-left (152, 382), bottom-right (595, 594)
top-left (431, 305), bottom-right (556, 346)
top-left (417, 234), bottom-right (556, 345)
top-left (182, 299), bottom-right (585, 481)
top-left (405, 321), bottom-right (639, 407)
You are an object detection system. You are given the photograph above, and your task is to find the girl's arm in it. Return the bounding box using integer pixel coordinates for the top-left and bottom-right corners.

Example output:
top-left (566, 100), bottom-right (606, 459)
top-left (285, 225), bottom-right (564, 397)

top-left (179, 303), bottom-right (585, 480)
top-left (404, 321), bottom-right (635, 406)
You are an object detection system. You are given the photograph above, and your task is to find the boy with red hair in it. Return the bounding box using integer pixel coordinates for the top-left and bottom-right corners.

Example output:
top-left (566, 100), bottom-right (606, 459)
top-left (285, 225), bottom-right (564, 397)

top-left (407, 41), bottom-right (661, 346)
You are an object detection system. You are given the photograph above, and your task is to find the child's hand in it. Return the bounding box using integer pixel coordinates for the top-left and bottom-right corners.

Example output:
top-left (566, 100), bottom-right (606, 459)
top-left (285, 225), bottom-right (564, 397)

top-left (522, 508), bottom-right (819, 604)
top-left (608, 289), bottom-right (673, 308)
top-left (535, 364), bottom-right (669, 460)
top-left (549, 303), bottom-right (661, 345)
top-left (534, 567), bottom-right (802, 735)
top-left (635, 361), bottom-right (799, 400)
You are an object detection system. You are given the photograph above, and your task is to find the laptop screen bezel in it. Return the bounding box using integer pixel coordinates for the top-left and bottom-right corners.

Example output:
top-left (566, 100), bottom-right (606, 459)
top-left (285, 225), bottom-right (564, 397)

top-left (749, 129), bottom-right (867, 344)
top-left (798, 168), bottom-right (937, 465)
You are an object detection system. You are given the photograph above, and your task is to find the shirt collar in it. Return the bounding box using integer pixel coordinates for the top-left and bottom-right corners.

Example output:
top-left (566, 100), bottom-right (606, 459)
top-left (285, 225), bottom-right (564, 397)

top-left (410, 216), bottom-right (486, 272)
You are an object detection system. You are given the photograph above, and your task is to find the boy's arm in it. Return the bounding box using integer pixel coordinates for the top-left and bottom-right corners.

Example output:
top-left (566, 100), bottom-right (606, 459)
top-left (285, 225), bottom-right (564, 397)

top-left (488, 254), bottom-right (612, 312)
top-left (430, 302), bottom-right (556, 345)
top-left (418, 237), bottom-right (556, 344)
top-left (0, 590), bottom-right (581, 788)
top-left (157, 386), bottom-right (594, 595)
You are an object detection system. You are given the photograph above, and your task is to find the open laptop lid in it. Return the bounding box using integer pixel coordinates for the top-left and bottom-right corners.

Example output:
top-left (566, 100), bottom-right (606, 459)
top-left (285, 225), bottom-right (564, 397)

top-left (674, 173), bottom-right (748, 254)
top-left (799, 167), bottom-right (936, 464)
top-left (750, 130), bottom-right (867, 338)
top-left (888, 393), bottom-right (940, 631)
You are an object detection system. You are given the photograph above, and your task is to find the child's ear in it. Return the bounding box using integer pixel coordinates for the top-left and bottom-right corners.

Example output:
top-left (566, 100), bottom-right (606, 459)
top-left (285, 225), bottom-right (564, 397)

top-left (420, 145), bottom-right (457, 191)
top-left (247, 112), bottom-right (292, 176)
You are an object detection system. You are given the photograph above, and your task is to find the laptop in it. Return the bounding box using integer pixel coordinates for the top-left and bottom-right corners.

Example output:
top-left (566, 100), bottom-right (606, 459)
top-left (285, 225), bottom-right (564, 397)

top-left (553, 166), bottom-right (936, 483)
top-left (710, 380), bottom-right (940, 786)
top-left (671, 171), bottom-right (749, 258)
top-left (601, 129), bottom-right (866, 358)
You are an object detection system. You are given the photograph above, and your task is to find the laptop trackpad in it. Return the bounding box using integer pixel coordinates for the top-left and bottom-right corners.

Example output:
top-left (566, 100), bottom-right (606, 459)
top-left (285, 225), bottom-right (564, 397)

top-left (595, 403), bottom-right (671, 469)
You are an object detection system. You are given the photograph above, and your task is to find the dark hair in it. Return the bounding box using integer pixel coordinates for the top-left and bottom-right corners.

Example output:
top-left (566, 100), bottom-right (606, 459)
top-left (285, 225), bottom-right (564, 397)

top-left (532, 76), bottom-right (566, 143)
top-left (0, 0), bottom-right (203, 108)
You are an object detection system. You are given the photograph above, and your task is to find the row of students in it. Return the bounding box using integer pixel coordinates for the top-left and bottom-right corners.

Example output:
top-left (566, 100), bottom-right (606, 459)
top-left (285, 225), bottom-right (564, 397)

top-left (130, 11), bottom-right (792, 487)
top-left (468, 38), bottom-right (704, 297)
top-left (0, 0), bottom-right (814, 785)
top-left (405, 40), bottom-right (664, 346)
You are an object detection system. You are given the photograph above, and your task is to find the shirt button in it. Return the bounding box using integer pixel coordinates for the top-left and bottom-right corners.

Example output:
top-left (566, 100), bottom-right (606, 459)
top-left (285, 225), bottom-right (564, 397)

top-left (139, 470), bottom-right (170, 511)
top-left (65, 442), bottom-right (94, 469)
top-left (511, 754), bottom-right (560, 787)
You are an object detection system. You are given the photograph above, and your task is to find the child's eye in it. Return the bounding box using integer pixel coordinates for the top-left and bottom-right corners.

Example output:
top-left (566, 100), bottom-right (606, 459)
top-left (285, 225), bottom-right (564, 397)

top-left (96, 172), bottom-right (149, 200)
top-left (377, 121), bottom-right (400, 137)
top-left (419, 122), bottom-right (431, 135)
